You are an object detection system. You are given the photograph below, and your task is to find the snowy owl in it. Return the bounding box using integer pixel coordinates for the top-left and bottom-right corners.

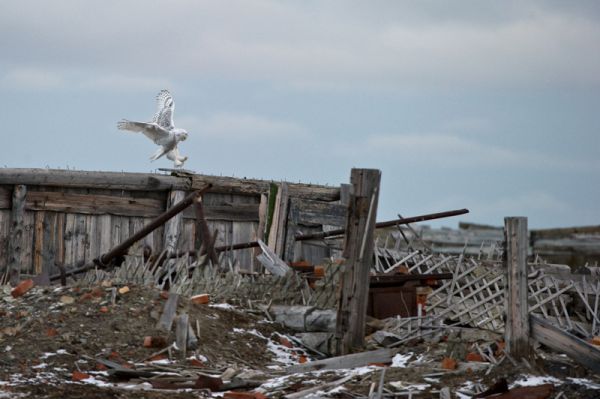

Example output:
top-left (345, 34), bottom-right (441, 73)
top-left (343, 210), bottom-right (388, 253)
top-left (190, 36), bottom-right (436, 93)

top-left (117, 90), bottom-right (189, 167)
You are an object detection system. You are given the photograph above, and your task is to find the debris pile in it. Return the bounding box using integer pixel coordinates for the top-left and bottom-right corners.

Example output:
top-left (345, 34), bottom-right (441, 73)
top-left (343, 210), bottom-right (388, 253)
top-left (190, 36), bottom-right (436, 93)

top-left (2, 277), bottom-right (600, 398)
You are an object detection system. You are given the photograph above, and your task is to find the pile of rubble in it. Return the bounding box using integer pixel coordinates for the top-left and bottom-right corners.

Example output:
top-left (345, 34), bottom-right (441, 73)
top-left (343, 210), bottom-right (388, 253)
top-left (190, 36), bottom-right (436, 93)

top-left (2, 278), bottom-right (599, 398)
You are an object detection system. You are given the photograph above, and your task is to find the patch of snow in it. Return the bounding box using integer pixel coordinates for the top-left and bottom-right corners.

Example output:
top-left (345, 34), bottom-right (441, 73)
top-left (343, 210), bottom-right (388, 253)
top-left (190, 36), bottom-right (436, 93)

top-left (511, 374), bottom-right (562, 387)
top-left (389, 381), bottom-right (430, 391)
top-left (80, 375), bottom-right (114, 388)
top-left (32, 363), bottom-right (48, 369)
top-left (391, 352), bottom-right (413, 367)
top-left (209, 303), bottom-right (235, 310)
top-left (567, 377), bottom-right (600, 389)
top-left (424, 377), bottom-right (440, 384)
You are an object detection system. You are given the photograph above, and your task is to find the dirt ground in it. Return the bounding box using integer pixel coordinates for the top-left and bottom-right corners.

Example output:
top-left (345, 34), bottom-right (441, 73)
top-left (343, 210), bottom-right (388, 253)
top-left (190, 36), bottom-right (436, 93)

top-left (2, 282), bottom-right (600, 398)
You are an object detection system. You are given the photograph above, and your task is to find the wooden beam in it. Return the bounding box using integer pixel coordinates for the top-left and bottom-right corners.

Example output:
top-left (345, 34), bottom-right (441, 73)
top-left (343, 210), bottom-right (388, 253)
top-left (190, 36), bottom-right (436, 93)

top-left (191, 174), bottom-right (340, 201)
top-left (335, 169), bottom-right (381, 355)
top-left (0, 168), bottom-right (189, 191)
top-left (7, 185), bottom-right (27, 285)
top-left (504, 216), bottom-right (531, 360)
top-left (24, 190), bottom-right (165, 217)
top-left (530, 315), bottom-right (600, 373)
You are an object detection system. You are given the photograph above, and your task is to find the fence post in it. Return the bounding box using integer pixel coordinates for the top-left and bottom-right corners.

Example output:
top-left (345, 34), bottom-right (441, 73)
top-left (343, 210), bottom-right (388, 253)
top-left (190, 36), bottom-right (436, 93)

top-left (335, 168), bottom-right (381, 355)
top-left (504, 216), bottom-right (531, 359)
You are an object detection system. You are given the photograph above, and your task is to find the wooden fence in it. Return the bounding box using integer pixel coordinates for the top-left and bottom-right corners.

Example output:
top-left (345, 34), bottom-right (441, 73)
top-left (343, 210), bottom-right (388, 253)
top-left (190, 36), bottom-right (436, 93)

top-left (0, 168), bottom-right (343, 280)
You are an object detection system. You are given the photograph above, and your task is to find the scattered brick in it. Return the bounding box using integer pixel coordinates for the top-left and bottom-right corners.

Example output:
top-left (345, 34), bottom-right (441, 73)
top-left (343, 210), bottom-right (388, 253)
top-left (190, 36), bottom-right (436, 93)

top-left (45, 327), bottom-right (58, 337)
top-left (591, 336), bottom-right (600, 346)
top-left (160, 291), bottom-right (170, 300)
top-left (96, 363), bottom-right (108, 371)
top-left (466, 352), bottom-right (485, 362)
top-left (91, 287), bottom-right (104, 298)
top-left (118, 286), bottom-right (130, 295)
top-left (99, 306), bottom-right (109, 313)
top-left (298, 355), bottom-right (308, 363)
top-left (79, 292), bottom-right (93, 301)
top-left (144, 336), bottom-right (168, 348)
top-left (314, 265), bottom-right (325, 278)
top-left (279, 336), bottom-right (293, 348)
top-left (149, 354), bottom-right (167, 362)
top-left (441, 357), bottom-right (457, 370)
top-left (11, 279), bottom-right (34, 298)
top-left (191, 294), bottom-right (210, 305)
top-left (189, 358), bottom-right (205, 367)
top-left (72, 371), bottom-right (90, 381)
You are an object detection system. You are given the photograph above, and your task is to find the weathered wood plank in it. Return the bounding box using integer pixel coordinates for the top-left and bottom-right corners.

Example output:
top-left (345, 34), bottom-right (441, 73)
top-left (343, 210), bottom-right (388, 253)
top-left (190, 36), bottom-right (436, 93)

top-left (336, 169), bottom-right (381, 355)
top-left (287, 348), bottom-right (395, 373)
top-left (33, 211), bottom-right (45, 274)
top-left (289, 198), bottom-right (347, 227)
top-left (0, 168), bottom-right (190, 191)
top-left (232, 222), bottom-right (256, 271)
top-left (530, 315), bottom-right (600, 373)
top-left (0, 210), bottom-right (11, 272)
top-left (25, 190), bottom-right (164, 217)
top-left (0, 185), bottom-right (11, 209)
top-left (504, 217), bottom-right (530, 359)
top-left (55, 213), bottom-right (65, 267)
top-left (191, 174), bottom-right (340, 201)
top-left (182, 203), bottom-right (259, 222)
top-left (42, 212), bottom-right (58, 277)
top-left (157, 292), bottom-right (179, 332)
top-left (164, 190), bottom-right (185, 254)
top-left (7, 185), bottom-right (27, 283)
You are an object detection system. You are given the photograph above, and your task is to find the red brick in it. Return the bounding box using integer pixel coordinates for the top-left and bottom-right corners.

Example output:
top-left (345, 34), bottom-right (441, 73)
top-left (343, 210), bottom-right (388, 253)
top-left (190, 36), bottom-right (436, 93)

top-left (441, 357), bottom-right (457, 370)
top-left (189, 358), bottom-right (205, 367)
top-left (191, 294), bottom-right (210, 304)
top-left (160, 291), bottom-right (170, 300)
top-left (72, 371), bottom-right (90, 381)
top-left (591, 336), bottom-right (600, 346)
top-left (11, 279), bottom-right (35, 298)
top-left (194, 375), bottom-right (223, 390)
top-left (99, 306), bottom-right (109, 313)
top-left (279, 336), bottom-right (293, 348)
top-left (314, 266), bottom-right (325, 278)
top-left (45, 328), bottom-right (58, 337)
top-left (144, 336), bottom-right (168, 348)
top-left (466, 352), bottom-right (485, 362)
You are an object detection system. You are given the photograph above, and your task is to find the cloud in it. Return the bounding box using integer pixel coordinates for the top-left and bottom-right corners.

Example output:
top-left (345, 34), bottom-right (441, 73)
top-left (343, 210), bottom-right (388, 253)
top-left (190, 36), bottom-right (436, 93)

top-left (178, 112), bottom-right (308, 140)
top-left (1, 1), bottom-right (599, 89)
top-left (78, 74), bottom-right (172, 92)
top-left (1, 67), bottom-right (64, 90)
top-left (360, 133), bottom-right (598, 171)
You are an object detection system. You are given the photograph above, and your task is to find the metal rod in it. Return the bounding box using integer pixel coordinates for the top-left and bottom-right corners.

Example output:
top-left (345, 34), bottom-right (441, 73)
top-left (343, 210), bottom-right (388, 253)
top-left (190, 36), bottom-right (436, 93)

top-left (295, 208), bottom-right (469, 241)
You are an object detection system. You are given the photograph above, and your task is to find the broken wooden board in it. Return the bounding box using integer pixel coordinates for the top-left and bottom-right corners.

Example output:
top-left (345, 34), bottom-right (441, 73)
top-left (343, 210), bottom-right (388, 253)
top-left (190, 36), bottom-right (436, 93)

top-left (286, 348), bottom-right (396, 373)
top-left (530, 314), bottom-right (600, 374)
top-left (157, 292), bottom-right (179, 332)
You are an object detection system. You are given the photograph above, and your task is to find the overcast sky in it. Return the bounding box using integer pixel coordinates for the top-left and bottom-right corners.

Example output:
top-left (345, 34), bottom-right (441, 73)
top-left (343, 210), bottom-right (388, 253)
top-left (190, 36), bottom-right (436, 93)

top-left (1, 1), bottom-right (599, 228)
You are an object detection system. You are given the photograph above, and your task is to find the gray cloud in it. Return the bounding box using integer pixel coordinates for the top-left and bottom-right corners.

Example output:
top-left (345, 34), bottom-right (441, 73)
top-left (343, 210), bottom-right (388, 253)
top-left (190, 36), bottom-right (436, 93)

top-left (1, 1), bottom-right (599, 89)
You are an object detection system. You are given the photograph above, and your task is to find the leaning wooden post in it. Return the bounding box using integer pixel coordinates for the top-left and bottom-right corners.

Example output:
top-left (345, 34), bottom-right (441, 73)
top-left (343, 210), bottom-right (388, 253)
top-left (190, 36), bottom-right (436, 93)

top-left (504, 216), bottom-right (531, 360)
top-left (335, 168), bottom-right (381, 355)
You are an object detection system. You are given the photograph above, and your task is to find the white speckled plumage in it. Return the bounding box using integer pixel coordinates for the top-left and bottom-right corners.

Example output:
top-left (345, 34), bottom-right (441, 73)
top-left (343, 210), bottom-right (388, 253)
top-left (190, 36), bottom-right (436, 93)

top-left (118, 90), bottom-right (189, 168)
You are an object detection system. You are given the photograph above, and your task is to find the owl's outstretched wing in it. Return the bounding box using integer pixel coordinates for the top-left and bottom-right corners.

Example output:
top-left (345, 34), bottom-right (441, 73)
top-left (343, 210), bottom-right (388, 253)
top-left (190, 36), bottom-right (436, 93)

top-left (117, 119), bottom-right (171, 145)
top-left (153, 89), bottom-right (175, 130)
